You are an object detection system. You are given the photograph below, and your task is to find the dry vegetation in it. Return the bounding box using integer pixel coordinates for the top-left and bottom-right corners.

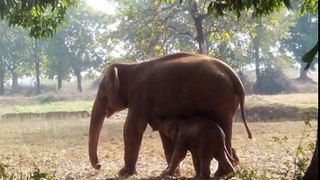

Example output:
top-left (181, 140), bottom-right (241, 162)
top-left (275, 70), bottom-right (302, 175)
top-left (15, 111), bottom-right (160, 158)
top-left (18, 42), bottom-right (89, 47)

top-left (0, 82), bottom-right (318, 179)
top-left (0, 111), bottom-right (318, 179)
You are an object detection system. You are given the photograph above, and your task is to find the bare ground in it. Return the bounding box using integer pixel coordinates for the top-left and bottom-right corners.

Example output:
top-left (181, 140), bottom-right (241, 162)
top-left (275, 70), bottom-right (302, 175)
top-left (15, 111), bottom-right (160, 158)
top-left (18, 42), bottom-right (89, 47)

top-left (0, 111), bottom-right (317, 179)
top-left (0, 92), bottom-right (318, 179)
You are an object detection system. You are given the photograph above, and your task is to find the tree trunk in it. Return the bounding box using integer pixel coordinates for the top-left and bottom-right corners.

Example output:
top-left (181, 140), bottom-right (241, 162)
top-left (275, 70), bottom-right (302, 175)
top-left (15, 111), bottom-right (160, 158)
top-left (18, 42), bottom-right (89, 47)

top-left (74, 69), bottom-right (82, 92)
top-left (253, 18), bottom-right (263, 91)
top-left (0, 70), bottom-right (4, 95)
top-left (35, 58), bottom-right (41, 94)
top-left (34, 40), bottom-right (41, 94)
top-left (11, 71), bottom-right (18, 92)
top-left (297, 62), bottom-right (314, 82)
top-left (189, 1), bottom-right (207, 55)
top-left (0, 57), bottom-right (5, 95)
top-left (303, 133), bottom-right (318, 180)
top-left (57, 75), bottom-right (62, 90)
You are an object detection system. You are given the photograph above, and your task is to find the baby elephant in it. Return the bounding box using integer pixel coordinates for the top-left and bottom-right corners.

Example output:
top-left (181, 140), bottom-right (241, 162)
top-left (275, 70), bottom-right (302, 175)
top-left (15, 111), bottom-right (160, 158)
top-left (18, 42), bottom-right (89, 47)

top-left (158, 117), bottom-right (235, 179)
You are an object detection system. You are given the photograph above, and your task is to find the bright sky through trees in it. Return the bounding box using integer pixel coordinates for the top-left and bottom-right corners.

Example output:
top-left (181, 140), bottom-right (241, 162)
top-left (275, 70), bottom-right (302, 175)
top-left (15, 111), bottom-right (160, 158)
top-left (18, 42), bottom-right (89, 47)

top-left (86, 0), bottom-right (115, 14)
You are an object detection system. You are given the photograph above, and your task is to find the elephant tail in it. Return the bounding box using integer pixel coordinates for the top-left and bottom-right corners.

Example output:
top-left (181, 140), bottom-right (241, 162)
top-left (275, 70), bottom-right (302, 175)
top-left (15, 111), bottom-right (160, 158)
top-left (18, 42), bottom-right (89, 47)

top-left (215, 59), bottom-right (252, 139)
top-left (238, 87), bottom-right (252, 139)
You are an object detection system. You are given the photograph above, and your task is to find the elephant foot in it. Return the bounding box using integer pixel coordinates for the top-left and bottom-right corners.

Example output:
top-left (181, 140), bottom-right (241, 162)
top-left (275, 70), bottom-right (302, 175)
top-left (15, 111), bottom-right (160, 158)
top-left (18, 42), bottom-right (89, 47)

top-left (161, 167), bottom-right (180, 178)
top-left (118, 166), bottom-right (137, 177)
top-left (174, 167), bottom-right (181, 177)
top-left (214, 167), bottom-right (226, 177)
top-left (232, 148), bottom-right (240, 166)
top-left (161, 168), bottom-right (180, 179)
top-left (162, 175), bottom-right (178, 180)
top-left (214, 167), bottom-right (234, 179)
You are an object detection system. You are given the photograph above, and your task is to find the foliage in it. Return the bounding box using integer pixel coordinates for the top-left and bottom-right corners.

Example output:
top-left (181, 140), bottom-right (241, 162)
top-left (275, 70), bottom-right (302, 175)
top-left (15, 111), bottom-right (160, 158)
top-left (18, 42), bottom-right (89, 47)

top-left (0, 163), bottom-right (55, 180)
top-left (161, 0), bottom-right (292, 17)
top-left (0, 0), bottom-right (78, 38)
top-left (103, 0), bottom-right (295, 73)
top-left (227, 167), bottom-right (269, 179)
top-left (281, 3), bottom-right (318, 74)
top-left (44, 3), bottom-right (106, 91)
top-left (0, 21), bottom-right (32, 94)
top-left (297, 0), bottom-right (318, 70)
top-left (293, 119), bottom-right (314, 179)
top-left (0, 163), bottom-right (9, 179)
top-left (299, 0), bottom-right (318, 15)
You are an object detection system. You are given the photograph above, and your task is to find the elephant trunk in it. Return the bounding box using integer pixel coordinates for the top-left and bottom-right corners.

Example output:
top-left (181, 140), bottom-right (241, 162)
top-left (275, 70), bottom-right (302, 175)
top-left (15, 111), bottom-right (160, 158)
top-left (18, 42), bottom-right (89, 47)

top-left (88, 97), bottom-right (106, 170)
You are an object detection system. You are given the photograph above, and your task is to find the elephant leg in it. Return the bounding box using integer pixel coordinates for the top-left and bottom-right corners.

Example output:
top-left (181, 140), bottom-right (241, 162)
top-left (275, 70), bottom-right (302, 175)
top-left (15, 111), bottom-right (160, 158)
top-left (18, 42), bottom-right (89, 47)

top-left (216, 117), bottom-right (233, 175)
top-left (191, 151), bottom-right (201, 177)
top-left (159, 131), bottom-right (181, 176)
top-left (159, 131), bottom-right (176, 164)
top-left (163, 145), bottom-right (187, 177)
top-left (214, 151), bottom-right (235, 177)
top-left (232, 148), bottom-right (239, 166)
top-left (199, 158), bottom-right (211, 179)
top-left (119, 114), bottom-right (148, 177)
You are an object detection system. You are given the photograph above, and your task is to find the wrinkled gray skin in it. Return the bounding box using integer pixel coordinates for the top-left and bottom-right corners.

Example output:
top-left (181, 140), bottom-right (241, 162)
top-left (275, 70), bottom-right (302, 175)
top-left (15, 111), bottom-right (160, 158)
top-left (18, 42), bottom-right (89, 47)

top-left (88, 52), bottom-right (252, 176)
top-left (158, 117), bottom-right (235, 179)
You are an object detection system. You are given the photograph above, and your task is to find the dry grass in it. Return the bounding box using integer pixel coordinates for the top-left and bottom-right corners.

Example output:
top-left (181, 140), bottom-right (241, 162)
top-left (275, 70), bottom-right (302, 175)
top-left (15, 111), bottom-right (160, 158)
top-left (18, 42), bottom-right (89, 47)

top-left (246, 93), bottom-right (318, 108)
top-left (0, 110), bottom-right (317, 179)
top-left (0, 93), bottom-right (318, 179)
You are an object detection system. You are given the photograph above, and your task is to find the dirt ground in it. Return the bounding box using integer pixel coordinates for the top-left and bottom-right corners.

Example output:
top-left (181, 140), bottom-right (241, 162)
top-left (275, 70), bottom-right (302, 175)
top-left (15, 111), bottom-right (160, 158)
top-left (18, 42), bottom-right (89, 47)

top-left (0, 89), bottom-right (318, 179)
top-left (0, 110), bottom-right (317, 179)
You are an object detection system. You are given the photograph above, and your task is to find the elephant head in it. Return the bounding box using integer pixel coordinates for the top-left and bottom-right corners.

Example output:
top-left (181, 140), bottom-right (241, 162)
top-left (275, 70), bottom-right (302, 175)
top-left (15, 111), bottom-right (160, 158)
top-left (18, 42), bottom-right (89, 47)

top-left (89, 65), bottom-right (127, 170)
top-left (159, 118), bottom-right (179, 141)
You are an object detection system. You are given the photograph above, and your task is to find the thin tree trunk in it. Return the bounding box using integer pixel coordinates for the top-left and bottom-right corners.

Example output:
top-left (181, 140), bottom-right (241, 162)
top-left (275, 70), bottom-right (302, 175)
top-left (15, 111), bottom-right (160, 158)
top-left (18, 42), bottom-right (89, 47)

top-left (189, 1), bottom-right (207, 55)
top-left (75, 69), bottom-right (82, 92)
top-left (253, 19), bottom-right (263, 90)
top-left (11, 71), bottom-right (18, 92)
top-left (35, 58), bottom-right (41, 94)
top-left (297, 62), bottom-right (314, 82)
top-left (0, 57), bottom-right (5, 95)
top-left (0, 70), bottom-right (4, 95)
top-left (34, 40), bottom-right (41, 94)
top-left (57, 74), bottom-right (62, 90)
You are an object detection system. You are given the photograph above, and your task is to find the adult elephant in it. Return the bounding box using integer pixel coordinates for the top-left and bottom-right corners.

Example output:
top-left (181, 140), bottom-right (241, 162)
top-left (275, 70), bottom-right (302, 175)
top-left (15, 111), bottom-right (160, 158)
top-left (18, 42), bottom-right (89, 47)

top-left (88, 52), bottom-right (252, 176)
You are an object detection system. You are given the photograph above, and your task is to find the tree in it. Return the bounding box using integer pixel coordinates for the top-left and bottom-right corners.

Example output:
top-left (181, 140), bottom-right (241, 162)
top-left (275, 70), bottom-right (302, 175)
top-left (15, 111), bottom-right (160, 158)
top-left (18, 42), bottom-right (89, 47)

top-left (0, 21), bottom-right (31, 94)
top-left (32, 39), bottom-right (47, 94)
top-left (281, 5), bottom-right (318, 82)
top-left (0, 0), bottom-right (78, 38)
top-left (46, 32), bottom-right (71, 90)
top-left (105, 0), bottom-right (248, 70)
top-left (45, 3), bottom-right (106, 92)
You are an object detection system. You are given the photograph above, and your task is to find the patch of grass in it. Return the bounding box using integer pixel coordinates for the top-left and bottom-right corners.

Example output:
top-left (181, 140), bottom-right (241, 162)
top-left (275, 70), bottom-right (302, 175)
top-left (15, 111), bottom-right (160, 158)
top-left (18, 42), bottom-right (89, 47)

top-left (12, 101), bottom-right (93, 113)
top-left (0, 163), bottom-right (56, 180)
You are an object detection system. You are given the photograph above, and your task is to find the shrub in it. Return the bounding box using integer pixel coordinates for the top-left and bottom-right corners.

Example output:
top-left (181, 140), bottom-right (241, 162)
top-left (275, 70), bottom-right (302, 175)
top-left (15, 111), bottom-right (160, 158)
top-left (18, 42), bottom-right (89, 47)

top-left (253, 66), bottom-right (295, 94)
top-left (0, 163), bottom-right (55, 180)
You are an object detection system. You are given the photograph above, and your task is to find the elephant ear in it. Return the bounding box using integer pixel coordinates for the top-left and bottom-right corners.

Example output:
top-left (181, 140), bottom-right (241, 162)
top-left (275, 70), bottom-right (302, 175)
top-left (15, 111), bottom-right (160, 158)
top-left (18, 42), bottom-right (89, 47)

top-left (107, 67), bottom-right (120, 90)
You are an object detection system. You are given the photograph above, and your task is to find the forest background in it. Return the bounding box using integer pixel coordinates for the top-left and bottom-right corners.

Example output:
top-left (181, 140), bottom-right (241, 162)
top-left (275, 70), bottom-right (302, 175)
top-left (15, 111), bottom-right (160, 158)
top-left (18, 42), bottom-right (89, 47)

top-left (0, 0), bottom-right (318, 179)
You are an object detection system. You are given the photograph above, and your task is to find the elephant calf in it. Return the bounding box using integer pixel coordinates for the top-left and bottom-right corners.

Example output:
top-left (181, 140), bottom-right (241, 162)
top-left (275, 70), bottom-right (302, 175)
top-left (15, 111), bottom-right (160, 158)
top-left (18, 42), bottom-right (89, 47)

top-left (158, 116), bottom-right (236, 179)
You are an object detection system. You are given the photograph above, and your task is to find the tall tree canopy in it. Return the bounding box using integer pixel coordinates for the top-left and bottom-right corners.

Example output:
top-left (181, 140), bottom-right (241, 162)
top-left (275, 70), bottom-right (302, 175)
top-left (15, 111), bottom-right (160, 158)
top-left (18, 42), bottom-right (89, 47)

top-left (0, 0), bottom-right (78, 38)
